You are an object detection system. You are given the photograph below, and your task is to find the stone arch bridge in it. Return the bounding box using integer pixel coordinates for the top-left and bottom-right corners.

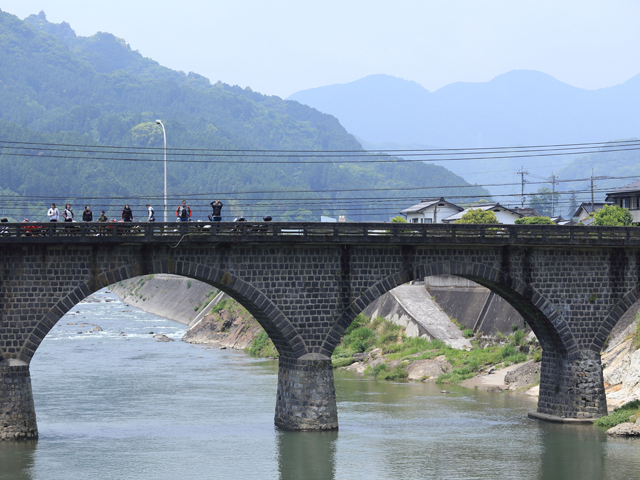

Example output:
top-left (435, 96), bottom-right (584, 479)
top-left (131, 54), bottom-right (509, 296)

top-left (1, 221), bottom-right (639, 440)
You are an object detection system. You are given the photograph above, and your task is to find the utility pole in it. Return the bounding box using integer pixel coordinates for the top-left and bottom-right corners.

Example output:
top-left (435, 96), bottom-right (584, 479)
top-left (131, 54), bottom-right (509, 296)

top-left (550, 173), bottom-right (559, 217)
top-left (516, 166), bottom-right (529, 209)
top-left (591, 168), bottom-right (595, 213)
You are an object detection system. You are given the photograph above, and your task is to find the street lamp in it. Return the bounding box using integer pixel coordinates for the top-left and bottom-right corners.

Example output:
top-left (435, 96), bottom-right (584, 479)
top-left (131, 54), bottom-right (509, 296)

top-left (156, 120), bottom-right (167, 222)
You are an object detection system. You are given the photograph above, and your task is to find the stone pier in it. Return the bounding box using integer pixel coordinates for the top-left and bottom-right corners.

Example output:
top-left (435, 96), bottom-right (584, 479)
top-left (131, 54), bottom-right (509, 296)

top-left (537, 350), bottom-right (607, 419)
top-left (275, 355), bottom-right (338, 431)
top-left (0, 360), bottom-right (37, 440)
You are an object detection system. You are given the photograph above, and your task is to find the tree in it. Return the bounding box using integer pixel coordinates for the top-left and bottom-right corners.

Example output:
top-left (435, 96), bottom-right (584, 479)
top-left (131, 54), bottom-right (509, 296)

top-left (592, 205), bottom-right (634, 226)
top-left (514, 216), bottom-right (555, 225)
top-left (455, 208), bottom-right (498, 224)
top-left (391, 216), bottom-right (407, 223)
top-left (567, 191), bottom-right (579, 219)
top-left (528, 187), bottom-right (558, 217)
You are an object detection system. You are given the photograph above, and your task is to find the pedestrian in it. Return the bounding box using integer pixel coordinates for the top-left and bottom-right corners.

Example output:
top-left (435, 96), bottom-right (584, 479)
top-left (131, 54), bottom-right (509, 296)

top-left (209, 200), bottom-right (223, 221)
top-left (146, 204), bottom-right (155, 222)
top-left (82, 205), bottom-right (93, 222)
top-left (97, 211), bottom-right (108, 222)
top-left (176, 200), bottom-right (191, 222)
top-left (121, 204), bottom-right (134, 222)
top-left (62, 203), bottom-right (74, 222)
top-left (47, 203), bottom-right (59, 222)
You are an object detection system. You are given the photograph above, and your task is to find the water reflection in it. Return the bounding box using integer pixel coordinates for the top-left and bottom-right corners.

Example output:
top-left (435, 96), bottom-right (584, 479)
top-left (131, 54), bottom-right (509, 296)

top-left (0, 441), bottom-right (36, 480)
top-left (538, 424), bottom-right (606, 480)
top-left (277, 430), bottom-right (337, 480)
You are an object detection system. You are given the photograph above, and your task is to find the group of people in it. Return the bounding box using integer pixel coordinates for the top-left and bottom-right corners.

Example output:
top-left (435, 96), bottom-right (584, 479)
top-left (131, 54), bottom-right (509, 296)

top-left (46, 200), bottom-right (224, 223)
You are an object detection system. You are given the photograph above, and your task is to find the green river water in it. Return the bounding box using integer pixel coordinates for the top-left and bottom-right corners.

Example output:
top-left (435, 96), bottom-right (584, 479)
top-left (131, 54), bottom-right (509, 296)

top-left (1, 289), bottom-right (639, 480)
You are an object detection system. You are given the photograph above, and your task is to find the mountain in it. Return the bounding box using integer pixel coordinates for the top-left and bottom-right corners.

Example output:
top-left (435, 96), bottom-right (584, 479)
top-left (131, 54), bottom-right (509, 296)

top-left (288, 72), bottom-right (640, 207)
top-left (288, 72), bottom-right (640, 148)
top-left (0, 10), bottom-right (490, 222)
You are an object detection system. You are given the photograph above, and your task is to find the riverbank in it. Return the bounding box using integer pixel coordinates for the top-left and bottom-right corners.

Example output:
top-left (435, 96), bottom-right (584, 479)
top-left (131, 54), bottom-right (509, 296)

top-left (111, 274), bottom-right (640, 410)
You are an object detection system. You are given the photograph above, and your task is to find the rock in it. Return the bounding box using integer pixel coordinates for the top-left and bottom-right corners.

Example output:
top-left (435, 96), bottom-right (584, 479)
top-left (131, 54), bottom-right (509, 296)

top-left (352, 352), bottom-right (367, 362)
top-left (368, 348), bottom-right (383, 359)
top-left (221, 317), bottom-right (234, 332)
top-left (440, 390), bottom-right (450, 394)
top-left (77, 331), bottom-right (83, 334)
top-left (153, 334), bottom-right (174, 342)
top-left (406, 355), bottom-right (452, 380)
top-left (525, 385), bottom-right (540, 397)
top-left (504, 360), bottom-right (541, 389)
top-left (93, 326), bottom-right (103, 332)
top-left (220, 346), bottom-right (227, 350)
top-left (149, 331), bottom-right (154, 335)
top-left (67, 323), bottom-right (77, 325)
top-left (606, 423), bottom-right (640, 436)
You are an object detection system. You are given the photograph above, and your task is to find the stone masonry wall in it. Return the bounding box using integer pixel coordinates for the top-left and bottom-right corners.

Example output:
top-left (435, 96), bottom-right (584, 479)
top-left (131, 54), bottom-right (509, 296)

top-left (0, 242), bottom-right (639, 425)
top-left (0, 360), bottom-right (37, 440)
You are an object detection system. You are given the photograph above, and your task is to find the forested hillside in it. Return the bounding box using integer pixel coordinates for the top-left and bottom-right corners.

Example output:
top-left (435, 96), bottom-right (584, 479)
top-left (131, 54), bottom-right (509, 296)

top-left (0, 10), bottom-right (489, 222)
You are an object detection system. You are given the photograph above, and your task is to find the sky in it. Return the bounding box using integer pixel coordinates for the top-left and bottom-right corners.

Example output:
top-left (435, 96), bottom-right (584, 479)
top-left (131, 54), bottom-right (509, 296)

top-left (1, 0), bottom-right (639, 99)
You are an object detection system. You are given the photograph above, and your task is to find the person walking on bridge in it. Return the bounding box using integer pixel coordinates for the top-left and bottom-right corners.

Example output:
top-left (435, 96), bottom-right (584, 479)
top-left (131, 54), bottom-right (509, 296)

top-left (176, 200), bottom-right (191, 222)
top-left (82, 205), bottom-right (93, 222)
top-left (146, 204), bottom-right (155, 222)
top-left (209, 200), bottom-right (223, 221)
top-left (121, 204), bottom-right (134, 222)
top-left (62, 204), bottom-right (74, 222)
top-left (47, 203), bottom-right (59, 222)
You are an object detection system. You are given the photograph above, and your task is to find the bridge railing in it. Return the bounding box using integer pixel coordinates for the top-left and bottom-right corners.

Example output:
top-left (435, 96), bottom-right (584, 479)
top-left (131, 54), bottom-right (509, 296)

top-left (0, 222), bottom-right (638, 245)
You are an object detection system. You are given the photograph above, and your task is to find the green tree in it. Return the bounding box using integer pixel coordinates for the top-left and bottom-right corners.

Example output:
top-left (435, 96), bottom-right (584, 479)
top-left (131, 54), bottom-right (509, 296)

top-left (592, 205), bottom-right (634, 226)
top-left (455, 208), bottom-right (498, 224)
top-left (514, 216), bottom-right (555, 225)
top-left (528, 187), bottom-right (558, 217)
top-left (391, 216), bottom-right (407, 223)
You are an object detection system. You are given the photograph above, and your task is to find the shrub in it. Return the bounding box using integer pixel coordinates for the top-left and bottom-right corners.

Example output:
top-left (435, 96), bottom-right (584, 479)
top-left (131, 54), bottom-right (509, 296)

top-left (594, 400), bottom-right (640, 428)
top-left (592, 204), bottom-right (634, 226)
top-left (455, 208), bottom-right (498, 224)
top-left (515, 216), bottom-right (555, 225)
top-left (462, 329), bottom-right (474, 338)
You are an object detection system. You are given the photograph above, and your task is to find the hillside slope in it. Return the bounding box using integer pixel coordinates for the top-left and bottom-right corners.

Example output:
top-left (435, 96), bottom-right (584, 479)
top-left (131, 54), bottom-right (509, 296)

top-left (0, 10), bottom-right (490, 222)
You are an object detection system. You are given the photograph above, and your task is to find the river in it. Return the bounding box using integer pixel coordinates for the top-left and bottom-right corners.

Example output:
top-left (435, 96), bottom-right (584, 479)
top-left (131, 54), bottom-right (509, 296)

top-left (1, 289), bottom-right (639, 480)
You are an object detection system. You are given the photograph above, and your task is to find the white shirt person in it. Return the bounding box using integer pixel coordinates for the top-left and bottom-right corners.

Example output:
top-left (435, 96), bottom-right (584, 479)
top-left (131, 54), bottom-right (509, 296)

top-left (47, 203), bottom-right (59, 222)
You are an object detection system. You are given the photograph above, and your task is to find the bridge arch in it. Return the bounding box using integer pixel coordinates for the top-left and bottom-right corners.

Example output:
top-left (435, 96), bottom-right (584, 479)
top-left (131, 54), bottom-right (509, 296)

top-left (593, 286), bottom-right (640, 353)
top-left (19, 260), bottom-right (301, 363)
top-left (321, 260), bottom-right (576, 357)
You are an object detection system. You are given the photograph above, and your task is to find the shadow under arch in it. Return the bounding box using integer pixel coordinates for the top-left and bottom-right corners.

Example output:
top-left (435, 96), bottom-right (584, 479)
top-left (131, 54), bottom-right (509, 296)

top-left (321, 260), bottom-right (576, 357)
top-left (21, 260), bottom-right (301, 363)
top-left (593, 285), bottom-right (640, 353)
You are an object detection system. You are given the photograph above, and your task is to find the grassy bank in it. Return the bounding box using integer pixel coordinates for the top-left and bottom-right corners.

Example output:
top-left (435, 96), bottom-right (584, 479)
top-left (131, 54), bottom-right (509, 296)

top-left (247, 313), bottom-right (541, 383)
top-left (594, 400), bottom-right (640, 429)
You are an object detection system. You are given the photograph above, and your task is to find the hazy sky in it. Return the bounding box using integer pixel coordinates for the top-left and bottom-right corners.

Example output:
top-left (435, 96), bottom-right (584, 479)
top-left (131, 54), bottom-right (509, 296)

top-left (1, 0), bottom-right (639, 98)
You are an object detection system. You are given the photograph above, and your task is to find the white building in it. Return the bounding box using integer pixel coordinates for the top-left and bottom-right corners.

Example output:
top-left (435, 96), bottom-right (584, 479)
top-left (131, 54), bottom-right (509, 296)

top-left (441, 203), bottom-right (524, 225)
top-left (400, 198), bottom-right (463, 224)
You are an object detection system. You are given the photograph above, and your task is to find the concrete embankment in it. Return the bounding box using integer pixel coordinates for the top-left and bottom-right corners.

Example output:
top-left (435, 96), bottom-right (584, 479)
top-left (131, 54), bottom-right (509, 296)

top-left (111, 274), bottom-right (263, 350)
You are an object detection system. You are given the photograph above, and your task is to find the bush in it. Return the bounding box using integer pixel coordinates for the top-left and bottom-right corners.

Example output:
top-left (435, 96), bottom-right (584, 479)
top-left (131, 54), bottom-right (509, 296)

top-left (462, 329), bottom-right (474, 338)
top-left (592, 204), bottom-right (634, 226)
top-left (455, 208), bottom-right (498, 224)
top-left (248, 331), bottom-right (278, 357)
top-left (594, 400), bottom-right (640, 428)
top-left (515, 216), bottom-right (555, 225)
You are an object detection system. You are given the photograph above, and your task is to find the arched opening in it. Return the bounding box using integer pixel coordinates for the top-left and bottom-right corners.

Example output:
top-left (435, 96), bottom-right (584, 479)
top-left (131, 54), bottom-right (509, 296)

top-left (20, 261), bottom-right (299, 364)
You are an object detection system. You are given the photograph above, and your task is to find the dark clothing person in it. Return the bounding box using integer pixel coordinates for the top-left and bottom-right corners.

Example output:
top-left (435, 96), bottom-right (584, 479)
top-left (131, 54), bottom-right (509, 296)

top-left (82, 209), bottom-right (93, 222)
top-left (122, 207), bottom-right (134, 222)
top-left (97, 213), bottom-right (108, 222)
top-left (210, 201), bottom-right (223, 221)
top-left (63, 208), bottom-right (74, 222)
top-left (176, 204), bottom-right (192, 221)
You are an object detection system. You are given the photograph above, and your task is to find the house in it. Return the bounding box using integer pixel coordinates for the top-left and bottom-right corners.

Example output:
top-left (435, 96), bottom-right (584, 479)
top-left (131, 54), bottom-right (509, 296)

top-left (512, 207), bottom-right (541, 217)
top-left (400, 198), bottom-right (463, 224)
top-left (606, 180), bottom-right (640, 223)
top-left (550, 216), bottom-right (576, 226)
top-left (573, 202), bottom-right (610, 223)
top-left (441, 203), bottom-right (524, 224)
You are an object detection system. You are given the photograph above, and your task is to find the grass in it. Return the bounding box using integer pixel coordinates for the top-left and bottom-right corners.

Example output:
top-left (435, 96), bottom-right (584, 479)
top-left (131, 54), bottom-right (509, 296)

top-left (247, 331), bottom-right (278, 357)
top-left (331, 314), bottom-right (538, 384)
top-left (594, 400), bottom-right (640, 428)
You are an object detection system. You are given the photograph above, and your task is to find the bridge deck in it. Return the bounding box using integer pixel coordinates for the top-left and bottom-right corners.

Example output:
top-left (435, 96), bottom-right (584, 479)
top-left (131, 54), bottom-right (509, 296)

top-left (0, 222), bottom-right (637, 247)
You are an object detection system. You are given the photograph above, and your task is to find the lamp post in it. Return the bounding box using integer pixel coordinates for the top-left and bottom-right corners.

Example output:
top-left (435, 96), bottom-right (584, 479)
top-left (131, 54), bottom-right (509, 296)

top-left (156, 120), bottom-right (167, 222)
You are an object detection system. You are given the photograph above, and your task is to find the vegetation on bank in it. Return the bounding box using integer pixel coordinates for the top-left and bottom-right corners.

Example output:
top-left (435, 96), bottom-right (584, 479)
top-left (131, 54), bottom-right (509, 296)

top-left (331, 314), bottom-right (540, 383)
top-left (594, 400), bottom-right (640, 429)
